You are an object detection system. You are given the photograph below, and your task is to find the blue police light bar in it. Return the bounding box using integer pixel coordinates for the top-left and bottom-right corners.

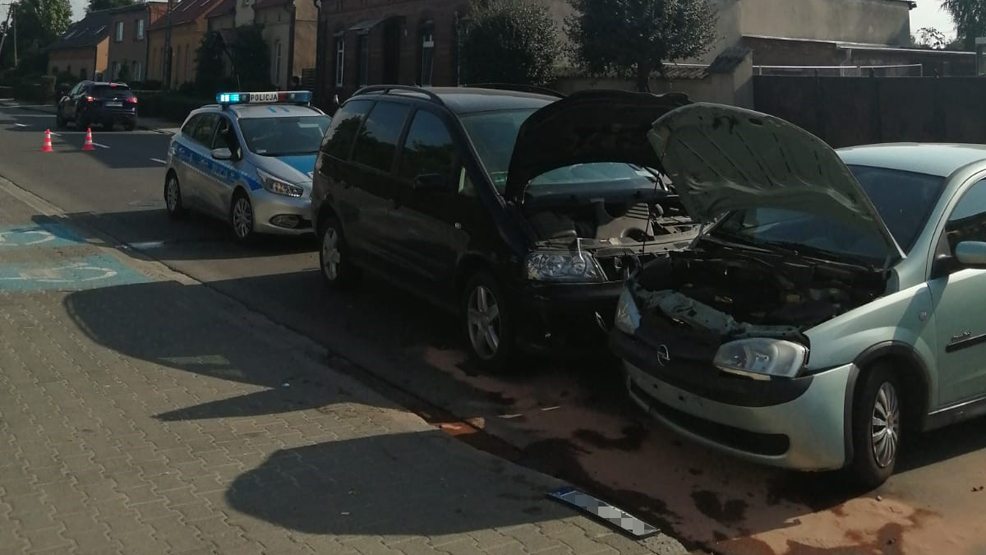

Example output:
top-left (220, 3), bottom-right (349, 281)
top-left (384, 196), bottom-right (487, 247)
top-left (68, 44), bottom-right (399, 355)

top-left (216, 91), bottom-right (312, 106)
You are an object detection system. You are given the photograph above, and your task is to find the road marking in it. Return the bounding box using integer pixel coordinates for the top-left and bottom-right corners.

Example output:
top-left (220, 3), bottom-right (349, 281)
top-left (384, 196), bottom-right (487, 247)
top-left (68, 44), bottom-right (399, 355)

top-left (0, 229), bottom-right (55, 246)
top-left (92, 142), bottom-right (110, 149)
top-left (127, 241), bottom-right (166, 250)
top-left (49, 132), bottom-right (61, 136)
top-left (150, 158), bottom-right (167, 164)
top-left (13, 123), bottom-right (27, 127)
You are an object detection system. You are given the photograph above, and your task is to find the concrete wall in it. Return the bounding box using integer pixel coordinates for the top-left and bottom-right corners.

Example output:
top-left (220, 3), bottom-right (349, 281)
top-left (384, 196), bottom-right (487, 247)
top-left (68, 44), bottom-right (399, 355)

top-left (753, 76), bottom-right (986, 148)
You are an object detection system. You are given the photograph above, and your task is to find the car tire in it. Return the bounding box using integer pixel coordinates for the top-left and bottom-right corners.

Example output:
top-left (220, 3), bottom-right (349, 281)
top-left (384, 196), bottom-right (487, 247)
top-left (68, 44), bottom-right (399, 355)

top-left (164, 173), bottom-right (186, 220)
top-left (461, 271), bottom-right (518, 373)
top-left (55, 110), bottom-right (67, 129)
top-left (230, 192), bottom-right (256, 242)
top-left (318, 215), bottom-right (360, 289)
top-left (849, 365), bottom-right (903, 489)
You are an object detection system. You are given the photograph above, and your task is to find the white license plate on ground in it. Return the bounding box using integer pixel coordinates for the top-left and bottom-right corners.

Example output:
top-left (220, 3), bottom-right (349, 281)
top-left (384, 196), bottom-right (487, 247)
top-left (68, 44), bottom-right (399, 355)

top-left (105, 101), bottom-right (122, 107)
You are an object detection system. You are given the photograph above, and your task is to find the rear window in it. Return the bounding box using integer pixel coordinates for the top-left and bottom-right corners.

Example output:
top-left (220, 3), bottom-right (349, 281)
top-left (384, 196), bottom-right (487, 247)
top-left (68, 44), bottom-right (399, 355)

top-left (92, 85), bottom-right (133, 98)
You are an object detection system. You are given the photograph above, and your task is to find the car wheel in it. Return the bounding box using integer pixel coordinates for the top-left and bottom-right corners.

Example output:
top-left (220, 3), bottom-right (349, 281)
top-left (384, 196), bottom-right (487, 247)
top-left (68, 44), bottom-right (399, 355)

top-left (318, 216), bottom-right (360, 289)
top-left (462, 271), bottom-right (518, 372)
top-left (164, 173), bottom-right (186, 220)
top-left (55, 110), bottom-right (67, 129)
top-left (230, 192), bottom-right (255, 242)
top-left (850, 365), bottom-right (903, 489)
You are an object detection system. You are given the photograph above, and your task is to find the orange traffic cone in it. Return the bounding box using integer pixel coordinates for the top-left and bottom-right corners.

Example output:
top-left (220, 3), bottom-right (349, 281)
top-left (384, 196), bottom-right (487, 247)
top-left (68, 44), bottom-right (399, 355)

top-left (82, 127), bottom-right (95, 151)
top-left (41, 129), bottom-right (53, 152)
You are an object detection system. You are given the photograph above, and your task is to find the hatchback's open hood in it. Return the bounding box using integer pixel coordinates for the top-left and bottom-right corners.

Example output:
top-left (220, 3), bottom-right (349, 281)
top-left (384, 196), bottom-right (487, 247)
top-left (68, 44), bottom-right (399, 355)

top-left (504, 90), bottom-right (690, 202)
top-left (649, 103), bottom-right (903, 258)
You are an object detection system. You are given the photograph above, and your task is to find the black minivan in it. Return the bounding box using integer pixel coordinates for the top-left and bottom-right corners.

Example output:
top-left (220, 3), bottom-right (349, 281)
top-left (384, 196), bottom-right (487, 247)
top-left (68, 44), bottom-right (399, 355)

top-left (311, 85), bottom-right (698, 370)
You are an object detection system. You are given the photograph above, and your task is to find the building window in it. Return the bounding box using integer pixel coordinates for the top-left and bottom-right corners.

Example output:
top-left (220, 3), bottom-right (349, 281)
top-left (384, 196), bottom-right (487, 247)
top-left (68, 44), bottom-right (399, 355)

top-left (115, 21), bottom-right (124, 42)
top-left (420, 22), bottom-right (434, 87)
top-left (273, 40), bottom-right (282, 85)
top-left (357, 35), bottom-right (368, 87)
top-left (334, 37), bottom-right (345, 87)
top-left (111, 61), bottom-right (119, 79)
top-left (136, 18), bottom-right (145, 40)
top-left (133, 61), bottom-right (141, 81)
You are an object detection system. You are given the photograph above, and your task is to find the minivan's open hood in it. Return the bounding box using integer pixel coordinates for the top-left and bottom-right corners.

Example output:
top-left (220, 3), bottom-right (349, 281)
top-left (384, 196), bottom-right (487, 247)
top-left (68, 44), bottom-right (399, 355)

top-left (648, 103), bottom-right (903, 258)
top-left (504, 90), bottom-right (690, 202)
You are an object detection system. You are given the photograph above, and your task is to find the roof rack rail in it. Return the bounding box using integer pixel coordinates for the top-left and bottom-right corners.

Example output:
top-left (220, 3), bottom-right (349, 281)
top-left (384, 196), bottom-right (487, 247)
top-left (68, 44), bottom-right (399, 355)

top-left (352, 85), bottom-right (447, 106)
top-left (463, 83), bottom-right (566, 98)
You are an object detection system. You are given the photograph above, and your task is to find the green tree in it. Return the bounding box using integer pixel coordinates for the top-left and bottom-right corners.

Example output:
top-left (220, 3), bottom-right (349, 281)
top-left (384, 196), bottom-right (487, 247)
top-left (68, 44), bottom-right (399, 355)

top-left (195, 31), bottom-right (227, 95)
top-left (9, 0), bottom-right (72, 73)
top-left (86, 0), bottom-right (134, 13)
top-left (942, 0), bottom-right (986, 51)
top-left (232, 24), bottom-right (270, 90)
top-left (460, 0), bottom-right (561, 86)
top-left (566, 0), bottom-right (718, 92)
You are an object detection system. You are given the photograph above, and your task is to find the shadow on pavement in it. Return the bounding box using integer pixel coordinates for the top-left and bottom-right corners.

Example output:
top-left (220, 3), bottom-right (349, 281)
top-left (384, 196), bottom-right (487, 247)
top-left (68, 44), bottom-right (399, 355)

top-left (224, 430), bottom-right (574, 537)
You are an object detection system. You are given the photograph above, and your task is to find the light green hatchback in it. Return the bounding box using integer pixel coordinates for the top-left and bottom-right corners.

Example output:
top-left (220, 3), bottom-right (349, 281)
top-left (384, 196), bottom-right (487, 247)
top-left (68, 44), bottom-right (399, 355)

top-left (611, 103), bottom-right (986, 487)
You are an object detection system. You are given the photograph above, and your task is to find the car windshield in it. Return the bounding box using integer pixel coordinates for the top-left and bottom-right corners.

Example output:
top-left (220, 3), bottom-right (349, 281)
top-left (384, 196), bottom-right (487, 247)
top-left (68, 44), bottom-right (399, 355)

top-left (239, 115), bottom-right (331, 157)
top-left (712, 166), bottom-right (946, 263)
top-left (460, 109), bottom-right (657, 195)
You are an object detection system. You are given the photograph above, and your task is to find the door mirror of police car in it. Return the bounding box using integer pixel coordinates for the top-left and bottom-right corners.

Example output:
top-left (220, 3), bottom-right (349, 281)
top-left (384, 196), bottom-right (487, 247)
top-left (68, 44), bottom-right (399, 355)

top-left (955, 241), bottom-right (986, 268)
top-left (211, 147), bottom-right (233, 161)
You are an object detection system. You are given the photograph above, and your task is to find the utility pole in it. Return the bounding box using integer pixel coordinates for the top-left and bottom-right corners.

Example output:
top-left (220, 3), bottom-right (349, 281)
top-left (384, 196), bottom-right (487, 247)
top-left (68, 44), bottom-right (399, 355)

top-left (163, 0), bottom-right (173, 88)
top-left (11, 7), bottom-right (15, 67)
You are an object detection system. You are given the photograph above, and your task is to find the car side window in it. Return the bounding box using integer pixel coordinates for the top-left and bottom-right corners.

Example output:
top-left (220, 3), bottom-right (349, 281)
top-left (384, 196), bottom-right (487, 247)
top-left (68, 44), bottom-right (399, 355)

top-left (398, 109), bottom-right (456, 184)
top-left (212, 116), bottom-right (241, 159)
top-left (352, 101), bottom-right (411, 173)
top-left (942, 179), bottom-right (986, 253)
top-left (181, 115), bottom-right (201, 137)
top-left (70, 83), bottom-right (83, 96)
top-left (191, 114), bottom-right (218, 145)
top-left (321, 100), bottom-right (373, 161)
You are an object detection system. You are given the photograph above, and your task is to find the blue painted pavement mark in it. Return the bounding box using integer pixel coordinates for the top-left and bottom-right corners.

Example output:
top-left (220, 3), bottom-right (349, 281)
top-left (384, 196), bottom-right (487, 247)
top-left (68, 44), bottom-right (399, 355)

top-left (0, 222), bottom-right (85, 248)
top-left (0, 254), bottom-right (149, 291)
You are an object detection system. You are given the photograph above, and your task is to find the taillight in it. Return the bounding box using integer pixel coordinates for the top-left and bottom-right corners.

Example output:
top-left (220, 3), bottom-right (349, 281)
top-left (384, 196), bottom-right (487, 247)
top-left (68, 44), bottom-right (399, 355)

top-left (125, 97), bottom-right (137, 104)
top-left (86, 96), bottom-right (94, 102)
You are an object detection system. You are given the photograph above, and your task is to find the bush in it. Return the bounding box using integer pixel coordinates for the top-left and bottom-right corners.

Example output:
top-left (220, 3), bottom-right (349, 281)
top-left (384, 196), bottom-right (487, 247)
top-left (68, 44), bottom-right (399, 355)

top-left (460, 0), bottom-right (561, 86)
top-left (136, 91), bottom-right (210, 122)
top-left (142, 79), bottom-right (163, 91)
top-left (39, 75), bottom-right (55, 104)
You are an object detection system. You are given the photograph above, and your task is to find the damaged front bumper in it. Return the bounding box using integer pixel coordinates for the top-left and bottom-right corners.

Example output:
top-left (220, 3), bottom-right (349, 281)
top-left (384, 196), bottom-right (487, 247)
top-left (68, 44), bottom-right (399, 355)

top-left (612, 330), bottom-right (854, 470)
top-left (514, 281), bottom-right (624, 354)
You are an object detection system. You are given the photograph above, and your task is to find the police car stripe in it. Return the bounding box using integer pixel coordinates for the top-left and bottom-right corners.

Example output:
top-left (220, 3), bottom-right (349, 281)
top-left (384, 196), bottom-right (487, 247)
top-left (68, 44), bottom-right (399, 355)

top-left (174, 143), bottom-right (262, 191)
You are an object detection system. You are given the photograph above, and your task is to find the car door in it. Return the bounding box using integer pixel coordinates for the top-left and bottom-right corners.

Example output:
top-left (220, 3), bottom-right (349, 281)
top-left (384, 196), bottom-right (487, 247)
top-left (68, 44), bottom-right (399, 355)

top-left (171, 115), bottom-right (203, 208)
top-left (929, 178), bottom-right (986, 406)
top-left (62, 82), bottom-right (82, 119)
top-left (185, 113), bottom-right (222, 216)
top-left (388, 108), bottom-right (472, 295)
top-left (345, 100), bottom-right (412, 272)
top-left (200, 114), bottom-right (245, 216)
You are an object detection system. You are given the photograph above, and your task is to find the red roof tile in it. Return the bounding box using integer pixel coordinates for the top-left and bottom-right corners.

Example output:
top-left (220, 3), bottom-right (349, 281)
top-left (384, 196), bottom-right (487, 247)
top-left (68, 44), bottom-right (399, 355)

top-left (149, 0), bottom-right (228, 30)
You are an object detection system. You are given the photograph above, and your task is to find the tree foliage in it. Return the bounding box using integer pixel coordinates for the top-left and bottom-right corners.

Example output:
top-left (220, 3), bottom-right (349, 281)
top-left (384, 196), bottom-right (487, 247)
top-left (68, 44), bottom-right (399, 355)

top-left (9, 0), bottom-right (72, 72)
top-left (194, 25), bottom-right (270, 93)
top-left (913, 27), bottom-right (948, 50)
top-left (86, 0), bottom-right (135, 13)
top-left (942, 0), bottom-right (986, 51)
top-left (195, 31), bottom-right (227, 94)
top-left (460, 0), bottom-right (561, 86)
top-left (565, 0), bottom-right (718, 91)
top-left (231, 24), bottom-right (271, 90)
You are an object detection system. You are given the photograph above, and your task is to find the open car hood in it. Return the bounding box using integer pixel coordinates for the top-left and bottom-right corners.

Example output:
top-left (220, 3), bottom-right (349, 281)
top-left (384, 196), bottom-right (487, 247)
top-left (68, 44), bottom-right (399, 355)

top-left (648, 103), bottom-right (903, 258)
top-left (504, 90), bottom-right (691, 202)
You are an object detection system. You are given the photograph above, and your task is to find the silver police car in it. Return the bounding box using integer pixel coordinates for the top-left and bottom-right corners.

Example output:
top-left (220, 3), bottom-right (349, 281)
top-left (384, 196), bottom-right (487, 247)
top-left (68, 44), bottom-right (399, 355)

top-left (163, 91), bottom-right (330, 240)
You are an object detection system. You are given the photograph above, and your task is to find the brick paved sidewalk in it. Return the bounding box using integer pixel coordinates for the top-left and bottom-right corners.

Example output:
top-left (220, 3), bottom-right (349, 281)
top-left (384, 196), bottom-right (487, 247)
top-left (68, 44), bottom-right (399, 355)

top-left (0, 178), bottom-right (686, 555)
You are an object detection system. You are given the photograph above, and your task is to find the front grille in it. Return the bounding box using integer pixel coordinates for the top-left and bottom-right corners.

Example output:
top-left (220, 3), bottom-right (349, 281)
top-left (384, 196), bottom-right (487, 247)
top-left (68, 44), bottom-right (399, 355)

top-left (629, 380), bottom-right (790, 457)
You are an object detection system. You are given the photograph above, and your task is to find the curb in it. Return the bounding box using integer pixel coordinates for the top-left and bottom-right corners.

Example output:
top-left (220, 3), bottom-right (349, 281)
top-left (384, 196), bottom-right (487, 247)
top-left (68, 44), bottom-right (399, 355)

top-left (0, 100), bottom-right (178, 136)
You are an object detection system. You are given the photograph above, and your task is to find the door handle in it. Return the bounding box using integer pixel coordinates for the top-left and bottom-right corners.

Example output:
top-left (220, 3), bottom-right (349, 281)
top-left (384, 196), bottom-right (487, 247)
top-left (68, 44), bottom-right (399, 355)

top-left (952, 331), bottom-right (972, 342)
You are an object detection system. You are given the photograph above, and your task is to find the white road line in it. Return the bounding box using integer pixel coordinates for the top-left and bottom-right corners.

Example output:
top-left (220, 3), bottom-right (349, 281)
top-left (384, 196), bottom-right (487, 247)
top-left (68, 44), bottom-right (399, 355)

top-left (92, 142), bottom-right (110, 149)
top-left (13, 123), bottom-right (26, 127)
top-left (150, 158), bottom-right (167, 164)
top-left (49, 132), bottom-right (61, 136)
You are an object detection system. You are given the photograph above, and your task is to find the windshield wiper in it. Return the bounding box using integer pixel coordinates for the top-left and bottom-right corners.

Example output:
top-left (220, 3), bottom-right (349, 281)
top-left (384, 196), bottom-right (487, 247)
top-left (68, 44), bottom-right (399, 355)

top-left (760, 240), bottom-right (877, 269)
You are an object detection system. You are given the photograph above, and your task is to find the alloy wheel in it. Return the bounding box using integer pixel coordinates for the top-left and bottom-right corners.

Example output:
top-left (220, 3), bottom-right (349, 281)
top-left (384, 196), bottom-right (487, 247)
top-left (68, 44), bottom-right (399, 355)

top-left (871, 381), bottom-right (901, 468)
top-left (321, 227), bottom-right (342, 281)
top-left (232, 197), bottom-right (253, 239)
top-left (467, 285), bottom-right (501, 360)
top-left (165, 177), bottom-right (180, 213)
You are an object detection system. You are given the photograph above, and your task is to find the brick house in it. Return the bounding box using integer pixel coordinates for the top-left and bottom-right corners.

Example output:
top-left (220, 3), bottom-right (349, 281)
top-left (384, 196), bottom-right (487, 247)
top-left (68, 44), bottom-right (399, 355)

top-left (107, 2), bottom-right (168, 83)
top-left (45, 10), bottom-right (111, 81)
top-left (147, 0), bottom-right (229, 88)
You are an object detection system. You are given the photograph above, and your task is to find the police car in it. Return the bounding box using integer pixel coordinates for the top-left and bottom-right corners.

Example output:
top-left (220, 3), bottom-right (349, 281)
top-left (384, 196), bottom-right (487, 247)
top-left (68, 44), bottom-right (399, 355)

top-left (164, 91), bottom-right (331, 241)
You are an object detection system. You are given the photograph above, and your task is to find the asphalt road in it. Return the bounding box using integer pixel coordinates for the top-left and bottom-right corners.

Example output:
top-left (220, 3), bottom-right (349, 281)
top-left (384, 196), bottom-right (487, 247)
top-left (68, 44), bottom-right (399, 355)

top-left (2, 104), bottom-right (984, 555)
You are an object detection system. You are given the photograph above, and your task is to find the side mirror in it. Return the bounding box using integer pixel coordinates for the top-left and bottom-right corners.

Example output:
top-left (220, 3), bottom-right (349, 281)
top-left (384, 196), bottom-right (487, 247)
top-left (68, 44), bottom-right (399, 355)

top-left (955, 241), bottom-right (986, 268)
top-left (413, 173), bottom-right (449, 192)
top-left (211, 147), bottom-right (232, 161)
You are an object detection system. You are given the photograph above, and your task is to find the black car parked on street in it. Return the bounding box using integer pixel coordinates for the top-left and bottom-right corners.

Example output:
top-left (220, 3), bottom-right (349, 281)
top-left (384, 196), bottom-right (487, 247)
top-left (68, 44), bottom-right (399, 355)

top-left (311, 85), bottom-right (699, 370)
top-left (56, 81), bottom-right (138, 131)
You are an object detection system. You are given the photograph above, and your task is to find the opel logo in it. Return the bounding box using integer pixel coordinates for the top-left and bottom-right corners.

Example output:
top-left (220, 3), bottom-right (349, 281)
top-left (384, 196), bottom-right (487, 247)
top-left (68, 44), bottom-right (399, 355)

top-left (656, 344), bottom-right (671, 366)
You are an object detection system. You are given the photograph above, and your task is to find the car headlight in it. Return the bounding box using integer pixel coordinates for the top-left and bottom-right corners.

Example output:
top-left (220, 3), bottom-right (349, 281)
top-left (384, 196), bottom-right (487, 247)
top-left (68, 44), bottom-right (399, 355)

top-left (525, 251), bottom-right (606, 282)
top-left (713, 338), bottom-right (808, 380)
top-left (614, 288), bottom-right (640, 334)
top-left (257, 168), bottom-right (304, 198)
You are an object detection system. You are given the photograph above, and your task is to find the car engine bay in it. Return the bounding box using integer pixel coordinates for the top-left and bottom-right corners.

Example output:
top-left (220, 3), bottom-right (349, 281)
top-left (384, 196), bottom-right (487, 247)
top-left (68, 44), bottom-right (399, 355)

top-left (632, 244), bottom-right (889, 338)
